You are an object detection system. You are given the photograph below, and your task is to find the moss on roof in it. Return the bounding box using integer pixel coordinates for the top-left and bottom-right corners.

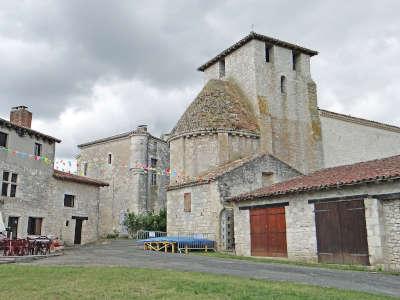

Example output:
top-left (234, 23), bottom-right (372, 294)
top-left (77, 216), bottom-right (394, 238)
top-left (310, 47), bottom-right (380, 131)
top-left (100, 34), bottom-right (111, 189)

top-left (171, 79), bottom-right (259, 136)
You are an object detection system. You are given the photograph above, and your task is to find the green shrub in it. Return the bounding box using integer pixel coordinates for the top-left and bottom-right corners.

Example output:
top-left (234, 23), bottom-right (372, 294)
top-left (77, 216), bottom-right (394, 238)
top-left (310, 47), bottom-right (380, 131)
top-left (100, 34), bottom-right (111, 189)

top-left (123, 209), bottom-right (166, 236)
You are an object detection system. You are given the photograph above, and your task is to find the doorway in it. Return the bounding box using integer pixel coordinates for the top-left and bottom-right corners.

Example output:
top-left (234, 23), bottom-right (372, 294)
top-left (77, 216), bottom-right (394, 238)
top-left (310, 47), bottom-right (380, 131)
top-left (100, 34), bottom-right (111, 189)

top-left (314, 199), bottom-right (369, 265)
top-left (72, 216), bottom-right (87, 245)
top-left (7, 216), bottom-right (19, 239)
top-left (250, 206), bottom-right (287, 257)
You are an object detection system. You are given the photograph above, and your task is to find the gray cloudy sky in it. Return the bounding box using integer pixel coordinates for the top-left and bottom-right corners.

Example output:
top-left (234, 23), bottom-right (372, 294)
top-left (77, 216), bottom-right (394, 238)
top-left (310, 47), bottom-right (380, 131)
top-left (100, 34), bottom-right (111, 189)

top-left (0, 0), bottom-right (399, 159)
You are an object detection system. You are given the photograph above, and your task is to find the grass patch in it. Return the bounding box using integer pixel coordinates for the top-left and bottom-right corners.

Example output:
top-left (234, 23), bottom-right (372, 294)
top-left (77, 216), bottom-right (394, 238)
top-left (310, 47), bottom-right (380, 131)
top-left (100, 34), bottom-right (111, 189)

top-left (195, 252), bottom-right (400, 275)
top-left (0, 265), bottom-right (395, 299)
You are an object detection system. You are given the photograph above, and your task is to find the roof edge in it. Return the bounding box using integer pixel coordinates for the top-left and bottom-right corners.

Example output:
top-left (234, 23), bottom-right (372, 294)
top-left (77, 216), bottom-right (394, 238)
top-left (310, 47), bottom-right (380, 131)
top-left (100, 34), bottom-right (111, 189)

top-left (198, 32), bottom-right (318, 72)
top-left (53, 170), bottom-right (109, 187)
top-left (319, 109), bottom-right (400, 133)
top-left (0, 117), bottom-right (61, 143)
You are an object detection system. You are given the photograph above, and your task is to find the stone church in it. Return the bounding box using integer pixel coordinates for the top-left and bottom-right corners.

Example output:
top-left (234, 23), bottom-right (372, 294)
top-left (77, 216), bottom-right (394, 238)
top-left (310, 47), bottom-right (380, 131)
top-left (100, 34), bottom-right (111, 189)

top-left (166, 32), bottom-right (400, 260)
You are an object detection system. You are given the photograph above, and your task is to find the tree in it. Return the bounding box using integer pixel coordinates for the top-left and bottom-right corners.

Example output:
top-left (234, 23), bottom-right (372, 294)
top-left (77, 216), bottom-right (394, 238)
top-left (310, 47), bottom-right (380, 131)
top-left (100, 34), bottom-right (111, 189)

top-left (123, 209), bottom-right (166, 237)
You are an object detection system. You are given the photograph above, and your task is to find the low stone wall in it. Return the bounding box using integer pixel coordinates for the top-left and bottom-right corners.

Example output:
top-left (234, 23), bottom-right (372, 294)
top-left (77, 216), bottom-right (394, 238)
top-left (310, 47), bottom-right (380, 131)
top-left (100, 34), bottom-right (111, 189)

top-left (382, 199), bottom-right (400, 271)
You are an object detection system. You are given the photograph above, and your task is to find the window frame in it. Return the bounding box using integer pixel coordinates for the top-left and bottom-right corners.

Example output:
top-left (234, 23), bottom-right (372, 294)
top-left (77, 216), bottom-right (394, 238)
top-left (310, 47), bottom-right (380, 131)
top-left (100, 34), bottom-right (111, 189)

top-left (1, 171), bottom-right (17, 197)
top-left (280, 76), bottom-right (287, 94)
top-left (64, 194), bottom-right (75, 208)
top-left (27, 217), bottom-right (43, 235)
top-left (292, 51), bottom-right (300, 71)
top-left (83, 163), bottom-right (88, 176)
top-left (34, 142), bottom-right (42, 156)
top-left (219, 59), bottom-right (226, 78)
top-left (184, 192), bottom-right (192, 212)
top-left (265, 43), bottom-right (272, 63)
top-left (0, 131), bottom-right (8, 148)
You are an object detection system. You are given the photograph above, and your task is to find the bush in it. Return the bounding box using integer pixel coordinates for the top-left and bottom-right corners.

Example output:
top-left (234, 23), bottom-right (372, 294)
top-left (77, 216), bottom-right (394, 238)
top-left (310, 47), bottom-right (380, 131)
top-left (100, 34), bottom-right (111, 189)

top-left (123, 209), bottom-right (166, 237)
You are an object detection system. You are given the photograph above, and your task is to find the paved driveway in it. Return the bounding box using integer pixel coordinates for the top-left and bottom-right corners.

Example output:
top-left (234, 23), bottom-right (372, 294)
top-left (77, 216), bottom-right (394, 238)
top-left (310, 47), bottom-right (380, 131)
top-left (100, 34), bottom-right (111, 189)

top-left (26, 239), bottom-right (399, 297)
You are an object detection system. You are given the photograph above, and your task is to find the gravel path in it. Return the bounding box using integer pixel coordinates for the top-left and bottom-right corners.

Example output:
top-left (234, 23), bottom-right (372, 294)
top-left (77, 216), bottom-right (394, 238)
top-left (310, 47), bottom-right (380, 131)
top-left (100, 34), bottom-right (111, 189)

top-left (26, 239), bottom-right (400, 297)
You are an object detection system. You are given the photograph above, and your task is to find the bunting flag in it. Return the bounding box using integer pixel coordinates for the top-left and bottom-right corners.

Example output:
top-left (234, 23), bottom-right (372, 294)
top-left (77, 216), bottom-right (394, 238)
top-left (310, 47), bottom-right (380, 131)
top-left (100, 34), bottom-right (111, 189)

top-left (0, 146), bottom-right (53, 165)
top-left (1, 145), bottom-right (206, 182)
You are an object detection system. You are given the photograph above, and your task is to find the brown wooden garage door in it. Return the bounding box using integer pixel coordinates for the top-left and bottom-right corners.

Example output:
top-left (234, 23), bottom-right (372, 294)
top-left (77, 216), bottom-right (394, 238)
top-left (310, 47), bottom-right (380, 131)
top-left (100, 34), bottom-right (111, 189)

top-left (250, 206), bottom-right (287, 257)
top-left (314, 199), bottom-right (369, 265)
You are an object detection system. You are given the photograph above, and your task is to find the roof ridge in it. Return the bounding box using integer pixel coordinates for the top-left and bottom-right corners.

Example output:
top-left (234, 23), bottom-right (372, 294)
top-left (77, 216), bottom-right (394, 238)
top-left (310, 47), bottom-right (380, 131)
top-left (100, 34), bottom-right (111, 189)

top-left (229, 154), bottom-right (400, 202)
top-left (198, 32), bottom-right (318, 71)
top-left (0, 117), bottom-right (61, 143)
top-left (319, 108), bottom-right (400, 133)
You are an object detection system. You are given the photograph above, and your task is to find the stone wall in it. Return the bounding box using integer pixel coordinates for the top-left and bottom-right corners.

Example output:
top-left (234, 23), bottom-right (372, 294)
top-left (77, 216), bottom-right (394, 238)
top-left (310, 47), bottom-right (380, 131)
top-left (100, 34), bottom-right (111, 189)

top-left (320, 114), bottom-right (400, 168)
top-left (167, 182), bottom-right (222, 242)
top-left (233, 182), bottom-right (400, 270)
top-left (78, 135), bottom-right (133, 235)
top-left (78, 131), bottom-right (169, 235)
top-left (48, 178), bottom-right (101, 245)
top-left (167, 154), bottom-right (300, 248)
top-left (382, 199), bottom-right (400, 271)
top-left (233, 206), bottom-right (250, 256)
top-left (217, 155), bottom-right (301, 200)
top-left (169, 132), bottom-right (260, 182)
top-left (233, 195), bottom-right (317, 262)
top-left (202, 39), bottom-right (324, 174)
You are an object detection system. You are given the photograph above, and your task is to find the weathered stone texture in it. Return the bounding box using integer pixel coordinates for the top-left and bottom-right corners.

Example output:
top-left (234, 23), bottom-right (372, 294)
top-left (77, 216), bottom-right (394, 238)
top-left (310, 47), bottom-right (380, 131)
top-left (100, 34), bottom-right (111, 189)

top-left (233, 206), bottom-right (250, 256)
top-left (382, 199), bottom-right (400, 271)
top-left (321, 115), bottom-right (400, 168)
top-left (0, 127), bottom-right (101, 245)
top-left (202, 39), bottom-right (324, 174)
top-left (167, 182), bottom-right (222, 242)
top-left (233, 182), bottom-right (400, 270)
top-left (168, 154), bottom-right (300, 248)
top-left (78, 130), bottom-right (169, 235)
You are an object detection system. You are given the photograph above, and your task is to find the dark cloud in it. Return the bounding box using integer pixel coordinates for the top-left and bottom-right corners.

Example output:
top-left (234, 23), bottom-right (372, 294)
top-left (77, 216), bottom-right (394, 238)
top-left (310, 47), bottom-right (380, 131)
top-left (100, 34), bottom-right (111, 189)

top-left (0, 0), bottom-right (399, 158)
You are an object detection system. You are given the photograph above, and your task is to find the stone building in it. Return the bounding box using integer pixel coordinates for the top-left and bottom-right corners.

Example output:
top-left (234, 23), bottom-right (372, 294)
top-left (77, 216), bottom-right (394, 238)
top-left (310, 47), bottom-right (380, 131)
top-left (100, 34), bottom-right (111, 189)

top-left (167, 32), bottom-right (400, 265)
top-left (77, 125), bottom-right (169, 236)
top-left (229, 155), bottom-right (400, 271)
top-left (0, 106), bottom-right (108, 245)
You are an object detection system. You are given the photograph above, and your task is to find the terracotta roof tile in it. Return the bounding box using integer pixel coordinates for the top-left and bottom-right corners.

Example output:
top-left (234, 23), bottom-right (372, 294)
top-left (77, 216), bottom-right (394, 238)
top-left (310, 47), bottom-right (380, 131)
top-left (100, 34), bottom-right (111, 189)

top-left (53, 170), bottom-right (109, 187)
top-left (229, 155), bottom-right (400, 202)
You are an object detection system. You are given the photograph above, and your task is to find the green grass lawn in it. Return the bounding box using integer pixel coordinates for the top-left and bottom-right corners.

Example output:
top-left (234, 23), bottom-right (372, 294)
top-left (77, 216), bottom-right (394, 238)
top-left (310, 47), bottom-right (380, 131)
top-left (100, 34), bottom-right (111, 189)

top-left (0, 265), bottom-right (395, 299)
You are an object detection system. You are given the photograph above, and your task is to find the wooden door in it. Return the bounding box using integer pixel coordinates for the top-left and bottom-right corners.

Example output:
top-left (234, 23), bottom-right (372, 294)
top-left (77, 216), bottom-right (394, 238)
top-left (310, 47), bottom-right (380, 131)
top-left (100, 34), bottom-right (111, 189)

top-left (250, 206), bottom-right (287, 257)
top-left (7, 217), bottom-right (18, 239)
top-left (74, 219), bottom-right (83, 245)
top-left (315, 200), bottom-right (369, 265)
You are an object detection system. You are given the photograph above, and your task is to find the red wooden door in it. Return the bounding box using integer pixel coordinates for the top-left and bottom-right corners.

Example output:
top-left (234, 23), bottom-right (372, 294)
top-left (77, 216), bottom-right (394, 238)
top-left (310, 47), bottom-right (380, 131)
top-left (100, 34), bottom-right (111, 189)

top-left (250, 206), bottom-right (287, 257)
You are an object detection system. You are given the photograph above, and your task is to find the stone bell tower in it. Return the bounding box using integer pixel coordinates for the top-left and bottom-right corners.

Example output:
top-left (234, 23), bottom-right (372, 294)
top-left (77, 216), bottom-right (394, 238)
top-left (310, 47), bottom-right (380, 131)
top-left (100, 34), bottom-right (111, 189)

top-left (198, 32), bottom-right (324, 174)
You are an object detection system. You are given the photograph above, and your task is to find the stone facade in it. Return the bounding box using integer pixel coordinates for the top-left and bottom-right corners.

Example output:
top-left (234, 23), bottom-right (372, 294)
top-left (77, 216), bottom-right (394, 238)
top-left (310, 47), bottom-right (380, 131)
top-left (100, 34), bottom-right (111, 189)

top-left (382, 199), bottom-right (400, 271)
top-left (0, 112), bottom-right (105, 245)
top-left (203, 38), bottom-right (324, 175)
top-left (167, 32), bottom-right (400, 258)
top-left (167, 154), bottom-right (300, 248)
top-left (320, 110), bottom-right (400, 168)
top-left (233, 181), bottom-right (400, 271)
top-left (77, 126), bottom-right (169, 236)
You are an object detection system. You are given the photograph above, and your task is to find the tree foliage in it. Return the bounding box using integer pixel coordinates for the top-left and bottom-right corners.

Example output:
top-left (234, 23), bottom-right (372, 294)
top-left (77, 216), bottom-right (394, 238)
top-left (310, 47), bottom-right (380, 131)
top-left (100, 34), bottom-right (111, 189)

top-left (123, 209), bottom-right (166, 236)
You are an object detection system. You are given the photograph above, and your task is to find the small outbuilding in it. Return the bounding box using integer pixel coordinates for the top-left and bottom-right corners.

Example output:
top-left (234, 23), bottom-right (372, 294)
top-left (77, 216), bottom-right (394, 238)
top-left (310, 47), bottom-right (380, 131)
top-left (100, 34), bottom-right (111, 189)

top-left (228, 155), bottom-right (400, 271)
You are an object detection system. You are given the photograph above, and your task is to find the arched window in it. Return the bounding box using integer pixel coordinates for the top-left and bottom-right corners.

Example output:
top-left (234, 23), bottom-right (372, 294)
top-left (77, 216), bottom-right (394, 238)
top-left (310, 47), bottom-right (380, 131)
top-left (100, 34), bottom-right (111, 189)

top-left (280, 76), bottom-right (287, 94)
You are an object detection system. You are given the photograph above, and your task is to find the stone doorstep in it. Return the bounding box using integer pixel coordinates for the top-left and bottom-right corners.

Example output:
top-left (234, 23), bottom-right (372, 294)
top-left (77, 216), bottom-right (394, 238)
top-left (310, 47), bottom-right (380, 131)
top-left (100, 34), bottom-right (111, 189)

top-left (0, 252), bottom-right (63, 264)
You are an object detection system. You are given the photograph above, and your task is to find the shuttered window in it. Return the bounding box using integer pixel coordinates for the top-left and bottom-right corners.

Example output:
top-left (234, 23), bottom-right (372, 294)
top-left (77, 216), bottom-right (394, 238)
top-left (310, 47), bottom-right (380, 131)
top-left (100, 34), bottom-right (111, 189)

top-left (64, 194), bottom-right (75, 207)
top-left (184, 193), bottom-right (191, 212)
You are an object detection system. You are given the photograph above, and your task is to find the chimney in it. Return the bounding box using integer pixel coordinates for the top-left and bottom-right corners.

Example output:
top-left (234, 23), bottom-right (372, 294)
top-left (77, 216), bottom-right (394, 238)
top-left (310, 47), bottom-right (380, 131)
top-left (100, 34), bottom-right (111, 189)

top-left (136, 125), bottom-right (148, 133)
top-left (10, 106), bottom-right (32, 128)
